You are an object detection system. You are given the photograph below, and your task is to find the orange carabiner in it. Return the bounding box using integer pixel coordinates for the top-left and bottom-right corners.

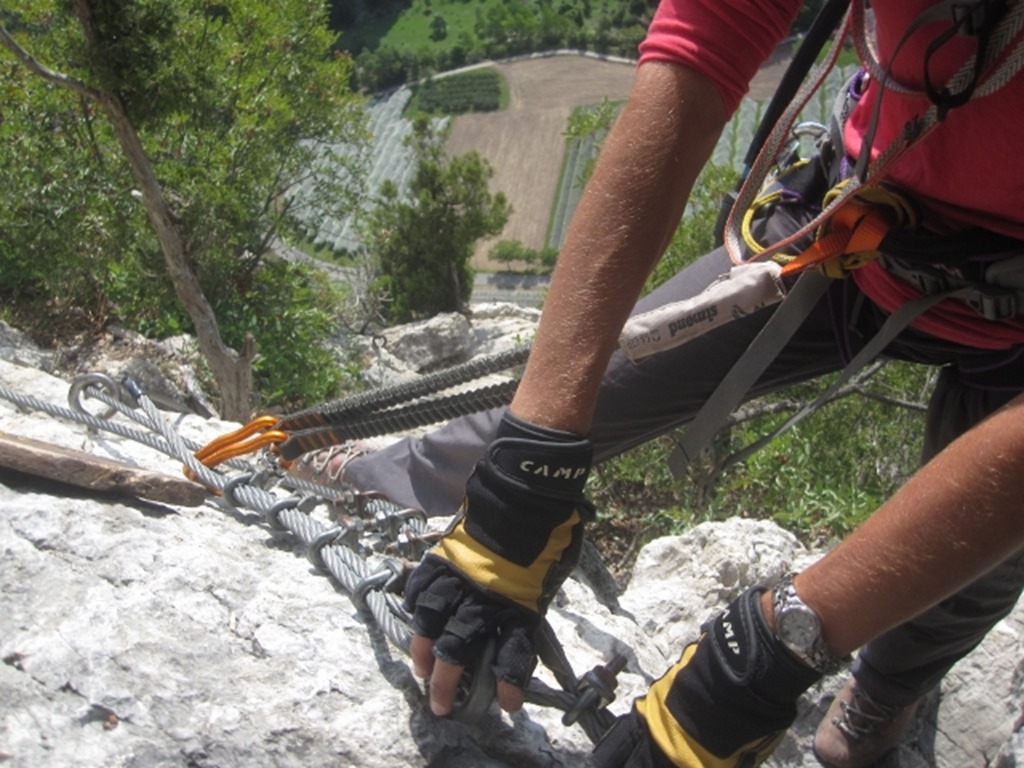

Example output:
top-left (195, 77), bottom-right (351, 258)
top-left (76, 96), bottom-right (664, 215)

top-left (194, 415), bottom-right (281, 462)
top-left (779, 199), bottom-right (893, 279)
top-left (186, 415), bottom-right (288, 482)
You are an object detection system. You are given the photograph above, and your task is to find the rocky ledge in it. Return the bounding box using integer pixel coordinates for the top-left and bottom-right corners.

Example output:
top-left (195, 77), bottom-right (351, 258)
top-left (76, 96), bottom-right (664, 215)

top-left (1, 314), bottom-right (1022, 767)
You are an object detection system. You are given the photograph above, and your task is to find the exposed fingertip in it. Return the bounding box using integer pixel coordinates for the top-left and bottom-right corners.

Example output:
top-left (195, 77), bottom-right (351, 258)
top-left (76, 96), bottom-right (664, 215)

top-left (409, 634), bottom-right (434, 679)
top-left (496, 680), bottom-right (525, 713)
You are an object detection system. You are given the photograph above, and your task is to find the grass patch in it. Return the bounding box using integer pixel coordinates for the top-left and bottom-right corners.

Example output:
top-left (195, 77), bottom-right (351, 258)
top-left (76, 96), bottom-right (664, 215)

top-left (341, 0), bottom-right (496, 54)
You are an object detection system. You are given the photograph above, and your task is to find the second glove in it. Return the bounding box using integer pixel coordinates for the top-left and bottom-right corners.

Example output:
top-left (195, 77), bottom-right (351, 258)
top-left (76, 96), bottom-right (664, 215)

top-left (593, 586), bottom-right (824, 767)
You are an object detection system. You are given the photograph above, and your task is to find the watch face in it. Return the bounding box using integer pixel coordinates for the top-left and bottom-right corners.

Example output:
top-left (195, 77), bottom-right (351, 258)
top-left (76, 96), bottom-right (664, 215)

top-left (779, 606), bottom-right (820, 650)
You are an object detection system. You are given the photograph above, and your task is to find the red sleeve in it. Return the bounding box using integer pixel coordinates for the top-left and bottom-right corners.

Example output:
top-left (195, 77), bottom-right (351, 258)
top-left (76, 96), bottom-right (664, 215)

top-left (638, 0), bottom-right (804, 114)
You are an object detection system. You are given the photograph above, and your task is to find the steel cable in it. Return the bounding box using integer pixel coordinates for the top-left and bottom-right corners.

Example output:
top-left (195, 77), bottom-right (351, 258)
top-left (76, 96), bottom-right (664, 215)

top-left (0, 374), bottom-right (622, 742)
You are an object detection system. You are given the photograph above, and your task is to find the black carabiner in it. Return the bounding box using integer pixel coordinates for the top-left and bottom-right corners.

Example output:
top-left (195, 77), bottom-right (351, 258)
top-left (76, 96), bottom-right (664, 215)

top-left (450, 635), bottom-right (498, 724)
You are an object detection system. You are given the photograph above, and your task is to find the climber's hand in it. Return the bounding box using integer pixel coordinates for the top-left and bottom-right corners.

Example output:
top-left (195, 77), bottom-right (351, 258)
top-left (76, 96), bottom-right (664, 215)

top-left (403, 410), bottom-right (593, 716)
top-left (592, 587), bottom-right (823, 767)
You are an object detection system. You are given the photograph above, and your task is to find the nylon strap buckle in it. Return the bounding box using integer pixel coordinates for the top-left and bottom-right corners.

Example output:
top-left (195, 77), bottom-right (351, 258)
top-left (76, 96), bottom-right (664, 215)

top-left (967, 286), bottom-right (1019, 321)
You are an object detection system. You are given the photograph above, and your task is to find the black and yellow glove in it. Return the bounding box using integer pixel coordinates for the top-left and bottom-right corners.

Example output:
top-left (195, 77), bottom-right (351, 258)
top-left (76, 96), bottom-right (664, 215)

top-left (403, 410), bottom-right (594, 688)
top-left (592, 587), bottom-right (821, 767)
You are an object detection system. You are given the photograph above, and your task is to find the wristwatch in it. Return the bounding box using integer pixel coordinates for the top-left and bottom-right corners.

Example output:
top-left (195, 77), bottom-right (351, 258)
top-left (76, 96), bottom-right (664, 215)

top-left (771, 573), bottom-right (847, 675)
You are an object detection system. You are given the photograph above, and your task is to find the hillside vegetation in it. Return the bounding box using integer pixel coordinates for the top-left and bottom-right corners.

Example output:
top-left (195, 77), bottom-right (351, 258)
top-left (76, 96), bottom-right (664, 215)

top-left (335, 0), bottom-right (650, 91)
top-left (334, 0), bottom-right (830, 92)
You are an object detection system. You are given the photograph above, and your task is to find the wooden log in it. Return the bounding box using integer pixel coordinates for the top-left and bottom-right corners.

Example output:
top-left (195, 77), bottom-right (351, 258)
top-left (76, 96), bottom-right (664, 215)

top-left (0, 430), bottom-right (210, 507)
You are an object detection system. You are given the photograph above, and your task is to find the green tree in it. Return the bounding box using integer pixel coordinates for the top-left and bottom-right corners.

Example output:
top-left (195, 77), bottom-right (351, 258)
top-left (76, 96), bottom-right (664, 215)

top-left (362, 116), bottom-right (510, 322)
top-left (475, 1), bottom-right (541, 54)
top-left (489, 239), bottom-right (558, 274)
top-left (429, 14), bottom-right (448, 42)
top-left (489, 239), bottom-right (529, 271)
top-left (0, 1), bottom-right (367, 418)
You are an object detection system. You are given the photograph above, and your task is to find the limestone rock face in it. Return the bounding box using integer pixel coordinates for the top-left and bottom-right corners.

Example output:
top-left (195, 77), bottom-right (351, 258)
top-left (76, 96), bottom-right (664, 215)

top-left (355, 305), bottom-right (539, 389)
top-left (2, 319), bottom-right (1023, 767)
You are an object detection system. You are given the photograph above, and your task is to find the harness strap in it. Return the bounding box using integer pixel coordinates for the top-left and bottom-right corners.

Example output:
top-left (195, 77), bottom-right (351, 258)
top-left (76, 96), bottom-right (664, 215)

top-left (668, 277), bottom-right (971, 478)
top-left (710, 286), bottom-right (970, 474)
top-left (880, 255), bottom-right (1024, 320)
top-left (667, 270), bottom-right (831, 477)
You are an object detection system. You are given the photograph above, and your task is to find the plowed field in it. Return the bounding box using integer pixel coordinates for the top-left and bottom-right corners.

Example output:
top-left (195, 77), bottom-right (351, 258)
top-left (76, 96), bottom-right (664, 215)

top-left (447, 52), bottom-right (791, 269)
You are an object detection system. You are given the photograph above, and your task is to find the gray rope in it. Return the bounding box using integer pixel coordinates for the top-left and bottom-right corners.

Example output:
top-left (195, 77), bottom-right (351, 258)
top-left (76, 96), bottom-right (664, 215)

top-left (277, 379), bottom-right (518, 459)
top-left (279, 344), bottom-right (530, 430)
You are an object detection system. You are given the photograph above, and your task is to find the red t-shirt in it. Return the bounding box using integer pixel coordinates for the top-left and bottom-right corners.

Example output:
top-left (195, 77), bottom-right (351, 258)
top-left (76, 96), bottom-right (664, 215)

top-left (639, 0), bottom-right (1024, 348)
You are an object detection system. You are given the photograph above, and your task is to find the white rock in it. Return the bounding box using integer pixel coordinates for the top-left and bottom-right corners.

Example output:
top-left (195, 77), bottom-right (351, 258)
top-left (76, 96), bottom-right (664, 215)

top-left (1, 320), bottom-right (1023, 768)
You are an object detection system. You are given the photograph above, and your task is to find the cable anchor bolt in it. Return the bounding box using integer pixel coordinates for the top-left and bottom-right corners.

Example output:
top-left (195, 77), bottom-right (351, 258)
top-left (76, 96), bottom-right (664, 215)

top-left (562, 653), bottom-right (627, 727)
top-left (353, 558), bottom-right (406, 613)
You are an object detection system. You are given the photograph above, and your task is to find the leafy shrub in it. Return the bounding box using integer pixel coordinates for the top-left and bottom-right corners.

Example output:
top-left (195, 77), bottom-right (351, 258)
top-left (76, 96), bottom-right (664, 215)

top-left (211, 259), bottom-right (356, 410)
top-left (361, 119), bottom-right (510, 323)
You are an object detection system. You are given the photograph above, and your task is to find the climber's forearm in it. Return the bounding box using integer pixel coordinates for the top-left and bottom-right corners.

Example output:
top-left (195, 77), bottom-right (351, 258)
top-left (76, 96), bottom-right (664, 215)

top-left (512, 61), bottom-right (727, 436)
top-left (784, 393), bottom-right (1024, 656)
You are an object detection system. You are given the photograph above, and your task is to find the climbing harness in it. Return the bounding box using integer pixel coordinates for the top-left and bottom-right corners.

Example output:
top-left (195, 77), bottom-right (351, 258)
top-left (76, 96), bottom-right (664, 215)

top-left (0, 373), bottom-right (624, 744)
top-left (724, 0), bottom-right (1024, 269)
top-left (662, 0), bottom-right (1024, 477)
top-left (626, 0), bottom-right (1024, 366)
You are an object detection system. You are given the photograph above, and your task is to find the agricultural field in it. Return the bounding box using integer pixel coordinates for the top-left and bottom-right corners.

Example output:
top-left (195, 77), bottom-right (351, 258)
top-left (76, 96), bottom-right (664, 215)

top-left (447, 54), bottom-right (638, 268)
top-left (292, 49), bottom-right (857, 268)
top-left (449, 49), bottom-right (856, 269)
top-left (410, 68), bottom-right (506, 115)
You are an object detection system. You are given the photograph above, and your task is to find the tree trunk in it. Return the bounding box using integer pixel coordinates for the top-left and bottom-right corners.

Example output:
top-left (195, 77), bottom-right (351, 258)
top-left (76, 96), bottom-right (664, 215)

top-left (99, 91), bottom-right (256, 421)
top-left (0, 14), bottom-right (256, 423)
top-left (450, 260), bottom-right (467, 314)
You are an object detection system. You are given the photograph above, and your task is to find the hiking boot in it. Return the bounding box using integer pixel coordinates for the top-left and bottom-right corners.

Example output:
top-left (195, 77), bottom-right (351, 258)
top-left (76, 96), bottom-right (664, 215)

top-left (812, 677), bottom-right (921, 768)
top-left (286, 442), bottom-right (371, 488)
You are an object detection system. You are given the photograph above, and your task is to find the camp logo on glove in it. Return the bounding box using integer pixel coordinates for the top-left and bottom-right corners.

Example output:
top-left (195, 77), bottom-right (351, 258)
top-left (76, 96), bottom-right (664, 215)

top-left (720, 609), bottom-right (743, 658)
top-left (516, 458), bottom-right (589, 482)
top-left (486, 421), bottom-right (591, 501)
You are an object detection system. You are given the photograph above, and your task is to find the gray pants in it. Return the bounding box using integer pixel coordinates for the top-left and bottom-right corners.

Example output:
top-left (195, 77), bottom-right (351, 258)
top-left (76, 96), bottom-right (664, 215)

top-left (345, 206), bottom-right (1024, 706)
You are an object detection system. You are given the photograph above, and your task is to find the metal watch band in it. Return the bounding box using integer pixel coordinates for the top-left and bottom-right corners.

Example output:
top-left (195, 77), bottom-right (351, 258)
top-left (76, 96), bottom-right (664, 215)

top-left (772, 573), bottom-right (849, 676)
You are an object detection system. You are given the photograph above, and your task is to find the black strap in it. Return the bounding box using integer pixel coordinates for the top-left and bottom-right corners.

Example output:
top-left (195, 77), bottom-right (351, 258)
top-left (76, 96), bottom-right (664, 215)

top-left (714, 0), bottom-right (851, 246)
